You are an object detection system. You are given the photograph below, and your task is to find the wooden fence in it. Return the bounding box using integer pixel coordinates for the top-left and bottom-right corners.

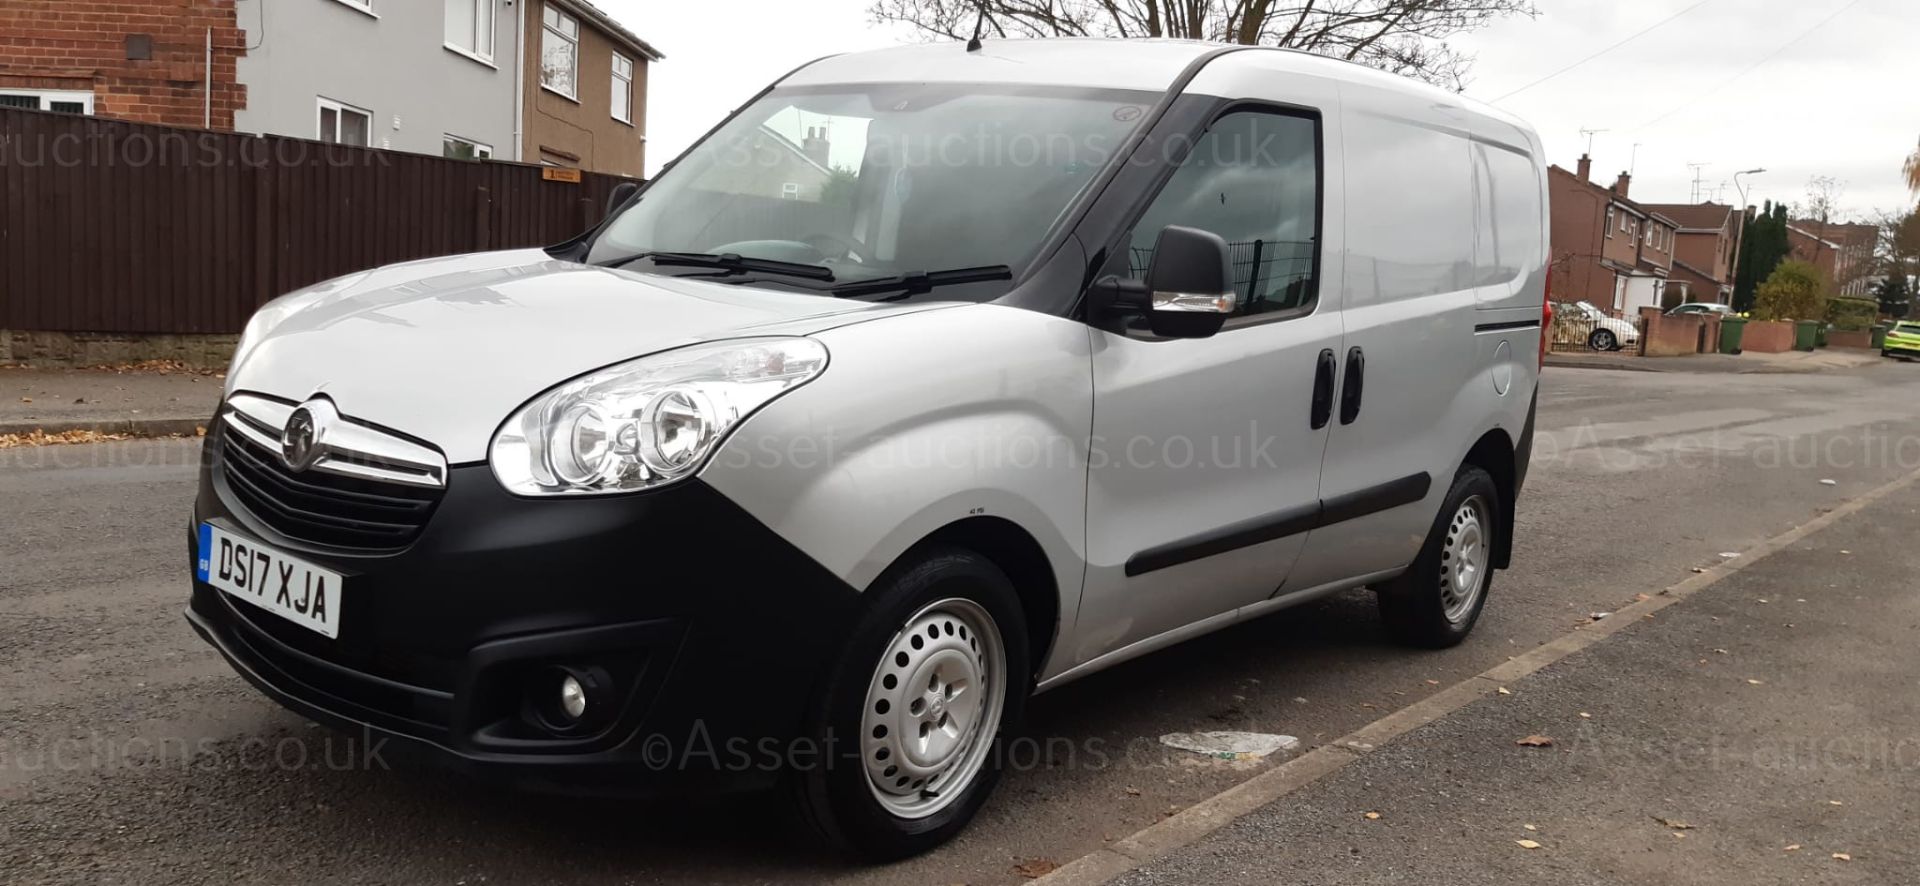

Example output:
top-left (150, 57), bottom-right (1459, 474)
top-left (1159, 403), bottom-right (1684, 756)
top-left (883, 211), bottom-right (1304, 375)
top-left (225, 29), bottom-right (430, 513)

top-left (0, 107), bottom-right (637, 335)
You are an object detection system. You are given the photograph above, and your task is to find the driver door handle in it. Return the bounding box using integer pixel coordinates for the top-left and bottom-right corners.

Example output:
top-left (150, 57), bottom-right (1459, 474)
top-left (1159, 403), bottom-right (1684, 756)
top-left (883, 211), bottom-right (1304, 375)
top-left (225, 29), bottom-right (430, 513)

top-left (1310, 348), bottom-right (1337, 430)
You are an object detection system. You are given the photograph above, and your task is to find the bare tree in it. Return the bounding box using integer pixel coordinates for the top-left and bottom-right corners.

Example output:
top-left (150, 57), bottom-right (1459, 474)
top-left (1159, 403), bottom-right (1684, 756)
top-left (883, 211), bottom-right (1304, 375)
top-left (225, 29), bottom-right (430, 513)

top-left (1906, 137), bottom-right (1920, 197)
top-left (868, 0), bottom-right (1538, 90)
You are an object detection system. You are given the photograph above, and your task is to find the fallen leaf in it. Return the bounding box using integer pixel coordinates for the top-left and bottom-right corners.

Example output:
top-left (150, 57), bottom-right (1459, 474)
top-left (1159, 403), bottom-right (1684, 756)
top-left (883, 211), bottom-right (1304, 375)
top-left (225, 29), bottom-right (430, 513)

top-left (1497, 687), bottom-right (1512, 695)
top-left (1523, 824), bottom-right (1537, 831)
top-left (1634, 593), bottom-right (1651, 602)
top-left (18, 397), bottom-right (30, 403)
top-left (1828, 800), bottom-right (1843, 806)
top-left (1713, 648), bottom-right (1729, 655)
top-left (1589, 611), bottom-right (1611, 620)
top-left (1425, 679), bottom-right (1441, 685)
top-left (1690, 567), bottom-right (1707, 573)
top-left (1652, 816), bottom-right (1695, 830)
top-left (195, 425), bottom-right (207, 437)
top-left (1013, 859), bottom-right (1060, 879)
top-left (1747, 679), bottom-right (1765, 685)
top-left (1819, 478), bottom-right (1837, 486)
top-left (1757, 598), bottom-right (1770, 604)
top-left (1832, 853), bottom-right (1852, 862)
top-left (1515, 735), bottom-right (1554, 748)
top-left (1515, 839), bottom-right (1542, 850)
top-left (1578, 712), bottom-right (1592, 719)
top-left (1839, 550), bottom-right (1852, 555)
top-left (1671, 832), bottom-right (1688, 839)
top-left (1784, 844), bottom-right (1801, 852)
top-left (1123, 786), bottom-right (1141, 797)
top-left (1364, 811), bottom-right (1381, 820)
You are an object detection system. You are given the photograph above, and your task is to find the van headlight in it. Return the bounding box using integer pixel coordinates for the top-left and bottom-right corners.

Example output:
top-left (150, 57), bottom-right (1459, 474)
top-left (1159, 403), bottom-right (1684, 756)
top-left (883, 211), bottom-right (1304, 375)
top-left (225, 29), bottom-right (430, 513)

top-left (490, 337), bottom-right (828, 495)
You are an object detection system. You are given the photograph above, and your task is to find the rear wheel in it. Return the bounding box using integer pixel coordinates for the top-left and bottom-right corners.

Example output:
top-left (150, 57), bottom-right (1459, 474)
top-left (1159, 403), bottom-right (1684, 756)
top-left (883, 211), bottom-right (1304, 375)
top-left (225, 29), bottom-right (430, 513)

top-left (1588, 329), bottom-right (1617, 351)
top-left (1378, 466), bottom-right (1501, 648)
top-left (794, 546), bottom-right (1028, 860)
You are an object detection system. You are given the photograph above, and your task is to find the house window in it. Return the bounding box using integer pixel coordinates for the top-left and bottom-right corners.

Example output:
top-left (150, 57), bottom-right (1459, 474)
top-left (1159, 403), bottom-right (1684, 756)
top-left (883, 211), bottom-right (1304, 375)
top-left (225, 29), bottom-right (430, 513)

top-left (0, 90), bottom-right (94, 114)
top-left (611, 53), bottom-right (634, 125)
top-left (328, 0), bottom-right (376, 15)
top-left (1604, 207), bottom-right (1615, 238)
top-left (317, 97), bottom-right (372, 146)
top-left (443, 135), bottom-right (493, 160)
top-left (541, 5), bottom-right (579, 100)
top-left (780, 182), bottom-right (801, 200)
top-left (444, 0), bottom-right (495, 62)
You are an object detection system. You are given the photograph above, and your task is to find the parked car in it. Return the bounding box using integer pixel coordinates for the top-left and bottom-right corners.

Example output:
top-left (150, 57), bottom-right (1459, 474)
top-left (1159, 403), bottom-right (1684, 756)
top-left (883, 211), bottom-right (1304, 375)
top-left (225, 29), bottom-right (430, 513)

top-left (187, 39), bottom-right (1545, 858)
top-left (1666, 302), bottom-right (1732, 317)
top-left (1883, 321), bottom-right (1920, 359)
top-left (1569, 300), bottom-right (1641, 351)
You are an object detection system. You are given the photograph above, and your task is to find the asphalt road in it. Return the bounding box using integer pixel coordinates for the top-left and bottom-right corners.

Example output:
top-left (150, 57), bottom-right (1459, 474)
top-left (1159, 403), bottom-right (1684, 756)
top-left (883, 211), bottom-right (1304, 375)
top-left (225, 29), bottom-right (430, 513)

top-left (6, 362), bottom-right (1920, 884)
top-left (1119, 466), bottom-right (1920, 885)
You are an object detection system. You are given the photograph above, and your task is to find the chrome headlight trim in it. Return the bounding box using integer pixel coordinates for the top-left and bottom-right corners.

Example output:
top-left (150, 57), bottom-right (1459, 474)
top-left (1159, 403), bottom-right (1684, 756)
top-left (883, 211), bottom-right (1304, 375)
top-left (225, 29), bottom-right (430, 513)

top-left (489, 337), bottom-right (829, 496)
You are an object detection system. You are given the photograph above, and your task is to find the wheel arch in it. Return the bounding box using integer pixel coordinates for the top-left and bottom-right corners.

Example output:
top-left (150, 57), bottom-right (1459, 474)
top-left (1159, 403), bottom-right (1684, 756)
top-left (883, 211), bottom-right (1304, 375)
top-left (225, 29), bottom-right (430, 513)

top-left (1461, 428), bottom-right (1517, 569)
top-left (908, 516), bottom-right (1060, 684)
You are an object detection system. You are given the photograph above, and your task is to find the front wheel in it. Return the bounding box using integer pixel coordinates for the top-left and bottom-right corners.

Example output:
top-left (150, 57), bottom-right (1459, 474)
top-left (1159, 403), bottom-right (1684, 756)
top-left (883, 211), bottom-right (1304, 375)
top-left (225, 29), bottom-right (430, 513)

top-left (1588, 329), bottom-right (1617, 351)
top-left (794, 546), bottom-right (1029, 860)
top-left (1378, 466), bottom-right (1501, 648)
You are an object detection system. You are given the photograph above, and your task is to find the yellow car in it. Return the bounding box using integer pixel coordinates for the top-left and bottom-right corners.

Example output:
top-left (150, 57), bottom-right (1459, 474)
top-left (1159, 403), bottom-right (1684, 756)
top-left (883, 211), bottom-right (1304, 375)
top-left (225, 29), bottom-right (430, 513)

top-left (1885, 322), bottom-right (1920, 359)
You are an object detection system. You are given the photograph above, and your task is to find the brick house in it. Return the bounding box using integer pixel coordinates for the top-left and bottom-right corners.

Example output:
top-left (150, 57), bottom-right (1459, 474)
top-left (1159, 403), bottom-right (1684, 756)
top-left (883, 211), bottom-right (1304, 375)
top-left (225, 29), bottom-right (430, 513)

top-left (0, 0), bottom-right (247, 128)
top-left (1788, 219), bottom-right (1877, 297)
top-left (0, 0), bottom-right (660, 175)
top-left (1639, 202), bottom-right (1743, 306)
top-left (524, 0), bottom-right (662, 177)
top-left (1548, 154), bottom-right (1679, 316)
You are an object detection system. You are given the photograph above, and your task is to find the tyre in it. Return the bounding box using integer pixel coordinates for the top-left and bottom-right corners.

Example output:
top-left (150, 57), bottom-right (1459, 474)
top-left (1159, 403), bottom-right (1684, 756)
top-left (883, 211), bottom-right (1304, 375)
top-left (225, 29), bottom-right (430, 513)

top-left (794, 545), bottom-right (1029, 860)
top-left (1588, 328), bottom-right (1616, 351)
top-left (1378, 466), bottom-right (1501, 648)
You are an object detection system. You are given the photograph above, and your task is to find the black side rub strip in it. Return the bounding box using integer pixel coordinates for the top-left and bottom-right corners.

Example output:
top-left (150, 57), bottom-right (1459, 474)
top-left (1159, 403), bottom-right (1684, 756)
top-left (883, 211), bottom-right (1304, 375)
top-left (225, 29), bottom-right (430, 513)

top-left (1124, 472), bottom-right (1433, 577)
top-left (1473, 319), bottom-right (1542, 333)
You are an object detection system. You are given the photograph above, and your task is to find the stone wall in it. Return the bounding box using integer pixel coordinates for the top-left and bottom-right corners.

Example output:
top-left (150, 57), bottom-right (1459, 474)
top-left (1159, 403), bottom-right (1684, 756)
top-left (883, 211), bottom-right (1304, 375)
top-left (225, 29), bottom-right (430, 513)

top-left (0, 330), bottom-right (238, 368)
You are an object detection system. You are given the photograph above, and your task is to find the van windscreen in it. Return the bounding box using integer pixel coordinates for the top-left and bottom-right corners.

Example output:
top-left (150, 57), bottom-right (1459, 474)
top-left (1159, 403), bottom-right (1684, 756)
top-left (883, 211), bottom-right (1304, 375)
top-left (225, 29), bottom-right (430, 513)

top-left (587, 83), bottom-right (1160, 297)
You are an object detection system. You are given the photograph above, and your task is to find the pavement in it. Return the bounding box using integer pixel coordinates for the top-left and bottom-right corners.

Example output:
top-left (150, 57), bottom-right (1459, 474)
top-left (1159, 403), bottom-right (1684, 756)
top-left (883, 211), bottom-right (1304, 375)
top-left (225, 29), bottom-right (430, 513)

top-left (1548, 347), bottom-right (1888, 374)
top-left (0, 367), bottom-right (221, 437)
top-left (1108, 481), bottom-right (1920, 886)
top-left (6, 362), bottom-right (1920, 884)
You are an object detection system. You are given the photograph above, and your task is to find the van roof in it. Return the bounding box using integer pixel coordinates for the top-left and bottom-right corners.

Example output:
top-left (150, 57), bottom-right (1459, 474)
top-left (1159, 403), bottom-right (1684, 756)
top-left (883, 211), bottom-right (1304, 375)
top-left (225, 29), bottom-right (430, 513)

top-left (782, 39), bottom-right (1531, 135)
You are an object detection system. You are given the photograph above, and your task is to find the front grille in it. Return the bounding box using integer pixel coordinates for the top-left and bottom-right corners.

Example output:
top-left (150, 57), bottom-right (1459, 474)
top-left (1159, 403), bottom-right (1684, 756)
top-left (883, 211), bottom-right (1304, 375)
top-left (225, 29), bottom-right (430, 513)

top-left (220, 430), bottom-right (443, 550)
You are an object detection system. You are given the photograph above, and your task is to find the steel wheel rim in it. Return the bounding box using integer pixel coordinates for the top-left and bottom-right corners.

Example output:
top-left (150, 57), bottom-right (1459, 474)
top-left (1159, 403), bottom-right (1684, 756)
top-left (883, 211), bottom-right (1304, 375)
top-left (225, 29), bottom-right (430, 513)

top-left (1439, 494), bottom-right (1490, 624)
top-left (860, 597), bottom-right (1006, 819)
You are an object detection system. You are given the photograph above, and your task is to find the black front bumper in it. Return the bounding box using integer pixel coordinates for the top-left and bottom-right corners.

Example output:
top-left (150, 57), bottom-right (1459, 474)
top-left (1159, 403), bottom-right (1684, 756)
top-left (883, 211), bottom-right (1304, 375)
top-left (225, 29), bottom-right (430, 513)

top-left (188, 423), bottom-right (860, 796)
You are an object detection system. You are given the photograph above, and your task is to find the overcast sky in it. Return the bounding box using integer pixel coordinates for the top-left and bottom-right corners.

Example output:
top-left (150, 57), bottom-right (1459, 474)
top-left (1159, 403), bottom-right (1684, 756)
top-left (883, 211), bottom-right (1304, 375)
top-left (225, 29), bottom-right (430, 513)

top-left (603, 0), bottom-right (1916, 219)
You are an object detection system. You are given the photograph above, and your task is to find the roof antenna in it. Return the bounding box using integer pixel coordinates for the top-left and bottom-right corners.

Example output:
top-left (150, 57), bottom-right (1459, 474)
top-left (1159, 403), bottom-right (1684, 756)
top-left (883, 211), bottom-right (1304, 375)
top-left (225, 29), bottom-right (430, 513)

top-left (966, 2), bottom-right (988, 52)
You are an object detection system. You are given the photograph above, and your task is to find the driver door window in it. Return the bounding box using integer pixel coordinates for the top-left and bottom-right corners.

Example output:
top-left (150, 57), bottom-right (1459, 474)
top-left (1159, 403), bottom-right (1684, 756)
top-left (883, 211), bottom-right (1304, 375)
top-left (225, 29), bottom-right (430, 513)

top-left (1127, 110), bottom-right (1321, 322)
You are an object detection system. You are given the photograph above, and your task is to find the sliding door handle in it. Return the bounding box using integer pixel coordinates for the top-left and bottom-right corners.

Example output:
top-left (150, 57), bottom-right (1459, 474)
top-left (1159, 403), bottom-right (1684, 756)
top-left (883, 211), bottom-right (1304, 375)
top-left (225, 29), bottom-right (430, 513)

top-left (1310, 348), bottom-right (1337, 430)
top-left (1339, 346), bottom-right (1365, 425)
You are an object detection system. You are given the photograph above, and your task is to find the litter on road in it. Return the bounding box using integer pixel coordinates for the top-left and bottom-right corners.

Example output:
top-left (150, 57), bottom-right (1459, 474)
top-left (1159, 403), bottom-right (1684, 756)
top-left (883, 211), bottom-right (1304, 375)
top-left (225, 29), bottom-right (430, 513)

top-left (1159, 731), bottom-right (1301, 761)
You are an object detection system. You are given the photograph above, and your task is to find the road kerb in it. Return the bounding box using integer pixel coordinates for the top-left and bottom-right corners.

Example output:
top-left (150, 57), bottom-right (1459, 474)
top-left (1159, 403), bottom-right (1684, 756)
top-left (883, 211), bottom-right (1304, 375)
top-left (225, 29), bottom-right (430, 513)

top-left (0, 418), bottom-right (207, 439)
top-left (1034, 463), bottom-right (1920, 885)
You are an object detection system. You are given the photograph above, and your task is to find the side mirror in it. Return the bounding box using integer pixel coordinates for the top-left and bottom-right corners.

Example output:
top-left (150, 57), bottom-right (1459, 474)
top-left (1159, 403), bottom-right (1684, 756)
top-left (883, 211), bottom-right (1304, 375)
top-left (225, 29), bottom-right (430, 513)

top-left (606, 181), bottom-right (640, 220)
top-left (1090, 225), bottom-right (1238, 339)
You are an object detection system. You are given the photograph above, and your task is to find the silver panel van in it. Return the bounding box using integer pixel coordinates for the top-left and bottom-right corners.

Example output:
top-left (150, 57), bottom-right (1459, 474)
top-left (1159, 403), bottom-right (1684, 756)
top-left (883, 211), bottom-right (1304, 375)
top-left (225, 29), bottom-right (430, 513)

top-left (186, 39), bottom-right (1548, 858)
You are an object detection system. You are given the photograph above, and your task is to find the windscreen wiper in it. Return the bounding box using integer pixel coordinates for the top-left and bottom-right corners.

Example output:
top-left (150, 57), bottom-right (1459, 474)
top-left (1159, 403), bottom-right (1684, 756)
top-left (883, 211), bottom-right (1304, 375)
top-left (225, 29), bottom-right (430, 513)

top-left (600, 251), bottom-right (836, 282)
top-left (831, 265), bottom-right (1013, 300)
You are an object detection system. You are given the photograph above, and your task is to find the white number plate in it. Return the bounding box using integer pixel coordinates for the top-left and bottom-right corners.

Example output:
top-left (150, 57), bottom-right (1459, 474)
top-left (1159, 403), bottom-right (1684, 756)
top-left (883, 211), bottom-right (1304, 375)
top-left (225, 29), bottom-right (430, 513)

top-left (196, 523), bottom-right (345, 639)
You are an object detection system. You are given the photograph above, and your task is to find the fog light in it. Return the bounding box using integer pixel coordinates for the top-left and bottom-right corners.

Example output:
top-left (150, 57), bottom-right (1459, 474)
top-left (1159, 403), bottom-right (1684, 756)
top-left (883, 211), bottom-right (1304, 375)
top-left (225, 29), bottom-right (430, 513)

top-left (559, 674), bottom-right (588, 721)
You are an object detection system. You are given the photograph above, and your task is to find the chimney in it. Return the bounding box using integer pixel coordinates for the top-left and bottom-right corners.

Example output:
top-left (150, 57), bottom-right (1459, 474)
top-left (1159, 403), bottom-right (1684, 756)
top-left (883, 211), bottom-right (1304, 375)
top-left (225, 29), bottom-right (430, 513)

top-left (801, 126), bottom-right (831, 169)
top-left (1613, 171), bottom-right (1631, 198)
top-left (1576, 154), bottom-right (1592, 182)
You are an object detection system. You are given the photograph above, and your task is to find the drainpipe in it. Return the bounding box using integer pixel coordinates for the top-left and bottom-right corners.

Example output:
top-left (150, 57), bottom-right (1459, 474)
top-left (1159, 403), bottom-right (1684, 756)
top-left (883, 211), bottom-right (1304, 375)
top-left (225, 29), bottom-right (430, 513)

top-left (511, 0), bottom-right (526, 162)
top-left (204, 27), bottom-right (213, 128)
